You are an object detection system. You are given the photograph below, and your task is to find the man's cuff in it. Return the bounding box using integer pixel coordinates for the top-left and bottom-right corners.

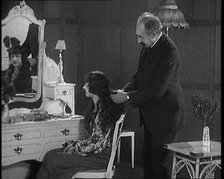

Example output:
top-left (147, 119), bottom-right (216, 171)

top-left (126, 94), bottom-right (130, 100)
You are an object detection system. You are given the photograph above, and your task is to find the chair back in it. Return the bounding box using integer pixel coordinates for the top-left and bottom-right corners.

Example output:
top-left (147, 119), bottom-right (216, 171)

top-left (71, 113), bottom-right (126, 179)
top-left (106, 113), bottom-right (125, 173)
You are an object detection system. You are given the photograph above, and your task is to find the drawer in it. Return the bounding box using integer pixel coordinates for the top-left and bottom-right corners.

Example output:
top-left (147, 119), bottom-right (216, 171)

top-left (44, 85), bottom-right (74, 98)
top-left (42, 136), bottom-right (86, 155)
top-left (43, 140), bottom-right (68, 152)
top-left (2, 129), bottom-right (41, 142)
top-left (40, 140), bottom-right (71, 161)
top-left (55, 87), bottom-right (73, 96)
top-left (43, 125), bottom-right (86, 139)
top-left (2, 143), bottom-right (41, 157)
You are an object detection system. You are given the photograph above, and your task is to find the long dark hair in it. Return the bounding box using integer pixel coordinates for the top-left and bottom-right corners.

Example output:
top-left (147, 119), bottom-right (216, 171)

top-left (83, 71), bottom-right (124, 133)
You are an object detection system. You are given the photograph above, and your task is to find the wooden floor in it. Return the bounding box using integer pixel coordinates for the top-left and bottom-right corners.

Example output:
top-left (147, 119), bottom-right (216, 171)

top-left (2, 161), bottom-right (221, 179)
top-left (2, 161), bottom-right (143, 179)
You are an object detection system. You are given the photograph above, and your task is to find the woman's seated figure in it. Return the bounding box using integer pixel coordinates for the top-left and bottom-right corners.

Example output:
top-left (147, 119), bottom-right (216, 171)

top-left (36, 71), bottom-right (124, 179)
top-left (2, 36), bottom-right (32, 94)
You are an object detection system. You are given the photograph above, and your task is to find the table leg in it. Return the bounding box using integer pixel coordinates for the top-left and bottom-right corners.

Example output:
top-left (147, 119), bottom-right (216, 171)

top-left (195, 158), bottom-right (200, 178)
top-left (171, 152), bottom-right (177, 178)
top-left (131, 135), bottom-right (134, 168)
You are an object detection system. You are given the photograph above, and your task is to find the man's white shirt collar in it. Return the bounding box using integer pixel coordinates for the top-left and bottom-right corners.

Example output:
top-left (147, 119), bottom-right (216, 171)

top-left (151, 32), bottom-right (162, 48)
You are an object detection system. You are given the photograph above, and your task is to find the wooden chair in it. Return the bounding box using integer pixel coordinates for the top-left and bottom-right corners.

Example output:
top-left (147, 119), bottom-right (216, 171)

top-left (71, 113), bottom-right (126, 179)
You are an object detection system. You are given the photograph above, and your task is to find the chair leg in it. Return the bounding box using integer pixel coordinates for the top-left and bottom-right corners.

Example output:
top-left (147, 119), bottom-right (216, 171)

top-left (131, 135), bottom-right (134, 168)
top-left (117, 140), bottom-right (121, 163)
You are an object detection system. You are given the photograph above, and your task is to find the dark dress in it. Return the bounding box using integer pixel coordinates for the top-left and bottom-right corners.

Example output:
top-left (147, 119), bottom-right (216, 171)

top-left (14, 62), bottom-right (32, 93)
top-left (36, 108), bottom-right (116, 179)
top-left (2, 62), bottom-right (32, 94)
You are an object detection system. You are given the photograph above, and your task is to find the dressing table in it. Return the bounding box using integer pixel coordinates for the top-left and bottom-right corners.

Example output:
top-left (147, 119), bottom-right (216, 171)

top-left (2, 116), bottom-right (86, 166)
top-left (1, 2), bottom-right (85, 174)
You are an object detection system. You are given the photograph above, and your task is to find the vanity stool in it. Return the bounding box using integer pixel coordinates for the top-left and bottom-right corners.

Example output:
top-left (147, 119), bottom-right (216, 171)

top-left (117, 129), bottom-right (135, 168)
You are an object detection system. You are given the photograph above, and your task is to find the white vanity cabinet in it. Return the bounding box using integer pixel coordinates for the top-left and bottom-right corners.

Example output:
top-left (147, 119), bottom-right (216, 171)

top-left (43, 83), bottom-right (76, 114)
top-left (41, 117), bottom-right (86, 160)
top-left (2, 115), bottom-right (86, 166)
top-left (2, 127), bottom-right (42, 165)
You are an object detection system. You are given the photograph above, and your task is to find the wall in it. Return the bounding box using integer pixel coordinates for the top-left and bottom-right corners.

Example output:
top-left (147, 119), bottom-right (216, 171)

top-left (1, 0), bottom-right (221, 171)
top-left (41, 0), bottom-right (221, 165)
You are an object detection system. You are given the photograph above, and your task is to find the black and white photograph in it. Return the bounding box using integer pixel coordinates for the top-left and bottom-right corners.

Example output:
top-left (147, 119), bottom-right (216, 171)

top-left (1, 0), bottom-right (221, 179)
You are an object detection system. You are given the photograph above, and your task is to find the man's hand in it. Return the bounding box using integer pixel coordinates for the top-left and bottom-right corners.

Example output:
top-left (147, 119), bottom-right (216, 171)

top-left (28, 58), bottom-right (37, 66)
top-left (111, 89), bottom-right (129, 104)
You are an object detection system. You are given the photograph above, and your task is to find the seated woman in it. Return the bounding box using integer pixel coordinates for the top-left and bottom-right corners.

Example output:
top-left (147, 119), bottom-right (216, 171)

top-left (2, 36), bottom-right (32, 94)
top-left (36, 71), bottom-right (124, 179)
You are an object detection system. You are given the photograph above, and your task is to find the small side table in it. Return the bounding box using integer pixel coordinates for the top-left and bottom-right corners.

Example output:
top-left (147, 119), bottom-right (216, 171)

top-left (164, 141), bottom-right (221, 178)
top-left (43, 83), bottom-right (76, 114)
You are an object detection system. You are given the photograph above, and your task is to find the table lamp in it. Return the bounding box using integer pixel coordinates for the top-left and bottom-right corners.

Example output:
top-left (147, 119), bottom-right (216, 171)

top-left (55, 40), bottom-right (66, 84)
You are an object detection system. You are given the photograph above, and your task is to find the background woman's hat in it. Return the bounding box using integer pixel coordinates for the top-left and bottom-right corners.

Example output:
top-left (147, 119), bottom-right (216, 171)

top-left (3, 36), bottom-right (23, 54)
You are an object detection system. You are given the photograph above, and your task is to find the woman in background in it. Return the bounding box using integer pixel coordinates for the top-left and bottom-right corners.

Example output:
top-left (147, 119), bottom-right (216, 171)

top-left (2, 36), bottom-right (32, 94)
top-left (36, 70), bottom-right (124, 179)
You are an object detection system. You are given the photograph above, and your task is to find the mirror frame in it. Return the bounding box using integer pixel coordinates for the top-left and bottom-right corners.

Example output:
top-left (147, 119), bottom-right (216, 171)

top-left (2, 1), bottom-right (46, 103)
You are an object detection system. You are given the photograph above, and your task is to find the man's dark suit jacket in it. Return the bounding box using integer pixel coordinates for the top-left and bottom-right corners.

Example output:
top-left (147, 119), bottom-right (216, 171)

top-left (22, 23), bottom-right (39, 76)
top-left (124, 33), bottom-right (185, 145)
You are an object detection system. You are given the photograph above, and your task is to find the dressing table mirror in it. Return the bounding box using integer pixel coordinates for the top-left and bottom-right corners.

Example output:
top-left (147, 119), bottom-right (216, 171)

top-left (1, 1), bottom-right (46, 104)
top-left (2, 1), bottom-right (76, 117)
top-left (1, 2), bottom-right (81, 169)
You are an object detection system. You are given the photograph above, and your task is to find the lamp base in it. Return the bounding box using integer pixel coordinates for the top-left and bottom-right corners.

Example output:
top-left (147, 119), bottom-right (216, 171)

top-left (58, 58), bottom-right (64, 84)
top-left (58, 80), bottom-right (65, 84)
top-left (58, 74), bottom-right (65, 84)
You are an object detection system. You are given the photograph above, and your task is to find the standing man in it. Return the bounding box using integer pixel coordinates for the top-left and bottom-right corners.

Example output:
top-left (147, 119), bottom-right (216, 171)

top-left (111, 12), bottom-right (185, 178)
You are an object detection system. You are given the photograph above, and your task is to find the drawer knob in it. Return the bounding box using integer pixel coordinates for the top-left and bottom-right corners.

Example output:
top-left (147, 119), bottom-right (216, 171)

top-left (61, 129), bottom-right (70, 136)
top-left (62, 90), bottom-right (68, 95)
top-left (13, 147), bottom-right (23, 154)
top-left (61, 141), bottom-right (69, 148)
top-left (14, 133), bottom-right (23, 140)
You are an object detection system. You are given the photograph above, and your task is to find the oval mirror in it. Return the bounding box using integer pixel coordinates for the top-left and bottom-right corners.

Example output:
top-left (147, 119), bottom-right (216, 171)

top-left (1, 1), bottom-right (46, 107)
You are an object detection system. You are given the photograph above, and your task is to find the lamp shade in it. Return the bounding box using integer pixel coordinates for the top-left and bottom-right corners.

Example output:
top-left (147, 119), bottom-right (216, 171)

top-left (155, 0), bottom-right (189, 29)
top-left (55, 40), bottom-right (66, 50)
